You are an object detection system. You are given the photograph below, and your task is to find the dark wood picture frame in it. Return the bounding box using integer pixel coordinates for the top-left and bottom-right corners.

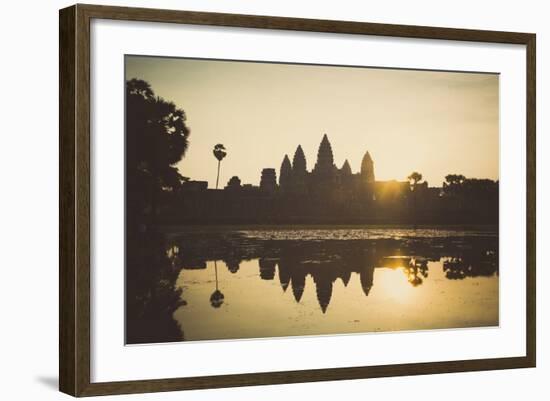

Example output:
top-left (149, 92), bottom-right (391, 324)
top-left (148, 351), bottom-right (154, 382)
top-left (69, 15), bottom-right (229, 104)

top-left (59, 3), bottom-right (536, 397)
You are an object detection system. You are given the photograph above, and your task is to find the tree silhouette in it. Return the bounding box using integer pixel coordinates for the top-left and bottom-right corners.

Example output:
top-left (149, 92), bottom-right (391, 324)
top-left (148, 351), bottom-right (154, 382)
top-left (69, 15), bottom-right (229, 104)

top-left (213, 144), bottom-right (227, 190)
top-left (445, 174), bottom-right (466, 186)
top-left (443, 174), bottom-right (466, 196)
top-left (407, 172), bottom-right (423, 189)
top-left (407, 172), bottom-right (423, 226)
top-left (126, 78), bottom-right (190, 227)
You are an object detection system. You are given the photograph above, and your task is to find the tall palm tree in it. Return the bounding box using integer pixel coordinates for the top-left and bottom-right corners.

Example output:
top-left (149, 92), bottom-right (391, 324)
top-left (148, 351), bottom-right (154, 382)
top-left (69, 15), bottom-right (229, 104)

top-left (213, 144), bottom-right (227, 189)
top-left (407, 172), bottom-right (423, 227)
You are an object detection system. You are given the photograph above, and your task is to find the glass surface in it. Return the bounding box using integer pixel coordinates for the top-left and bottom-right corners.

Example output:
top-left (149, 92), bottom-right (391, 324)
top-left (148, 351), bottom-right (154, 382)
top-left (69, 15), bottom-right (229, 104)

top-left (124, 56), bottom-right (500, 345)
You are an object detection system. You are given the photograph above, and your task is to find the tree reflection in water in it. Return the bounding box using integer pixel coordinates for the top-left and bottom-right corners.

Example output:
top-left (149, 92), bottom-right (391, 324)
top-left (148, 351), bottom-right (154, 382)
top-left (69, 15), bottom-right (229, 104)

top-left (210, 260), bottom-right (225, 308)
top-left (443, 249), bottom-right (498, 280)
top-left (126, 231), bottom-right (185, 344)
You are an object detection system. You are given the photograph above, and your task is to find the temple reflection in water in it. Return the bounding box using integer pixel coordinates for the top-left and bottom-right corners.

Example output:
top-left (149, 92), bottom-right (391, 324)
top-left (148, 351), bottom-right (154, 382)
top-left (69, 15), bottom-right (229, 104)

top-left (126, 228), bottom-right (498, 344)
top-left (167, 231), bottom-right (498, 315)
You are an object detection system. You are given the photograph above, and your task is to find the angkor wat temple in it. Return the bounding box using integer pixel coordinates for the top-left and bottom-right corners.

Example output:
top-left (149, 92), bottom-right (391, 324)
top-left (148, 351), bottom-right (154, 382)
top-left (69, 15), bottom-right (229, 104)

top-left (166, 134), bottom-right (498, 225)
top-left (267, 133), bottom-right (377, 197)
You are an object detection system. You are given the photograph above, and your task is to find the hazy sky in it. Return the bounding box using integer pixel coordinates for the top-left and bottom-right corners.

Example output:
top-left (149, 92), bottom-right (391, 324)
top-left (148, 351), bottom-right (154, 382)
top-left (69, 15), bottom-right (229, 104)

top-left (126, 56), bottom-right (499, 188)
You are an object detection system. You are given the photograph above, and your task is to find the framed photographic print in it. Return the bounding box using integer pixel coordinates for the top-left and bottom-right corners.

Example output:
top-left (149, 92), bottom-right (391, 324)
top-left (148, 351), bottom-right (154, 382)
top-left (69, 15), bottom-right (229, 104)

top-left (59, 4), bottom-right (536, 397)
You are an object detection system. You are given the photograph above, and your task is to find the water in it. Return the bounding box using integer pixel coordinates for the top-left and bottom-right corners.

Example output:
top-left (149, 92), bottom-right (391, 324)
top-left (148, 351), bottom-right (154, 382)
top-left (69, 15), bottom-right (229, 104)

top-left (126, 227), bottom-right (498, 344)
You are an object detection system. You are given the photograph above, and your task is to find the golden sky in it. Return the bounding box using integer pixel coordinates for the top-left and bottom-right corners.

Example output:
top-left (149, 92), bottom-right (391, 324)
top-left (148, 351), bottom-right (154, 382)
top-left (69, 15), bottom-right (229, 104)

top-left (126, 56), bottom-right (499, 188)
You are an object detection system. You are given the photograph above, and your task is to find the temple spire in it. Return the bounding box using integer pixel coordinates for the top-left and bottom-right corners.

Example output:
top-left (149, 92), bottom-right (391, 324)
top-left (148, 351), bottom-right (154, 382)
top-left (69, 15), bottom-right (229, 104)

top-left (314, 276), bottom-right (333, 314)
top-left (361, 151), bottom-right (375, 183)
top-left (291, 145), bottom-right (308, 193)
top-left (279, 154), bottom-right (292, 190)
top-left (292, 145), bottom-right (307, 173)
top-left (313, 134), bottom-right (336, 175)
top-left (340, 159), bottom-right (352, 176)
top-left (313, 134), bottom-right (334, 172)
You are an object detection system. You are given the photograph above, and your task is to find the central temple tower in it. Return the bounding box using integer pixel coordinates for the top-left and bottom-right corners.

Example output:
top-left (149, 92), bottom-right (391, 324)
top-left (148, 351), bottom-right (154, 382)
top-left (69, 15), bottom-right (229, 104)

top-left (361, 151), bottom-right (375, 183)
top-left (311, 134), bottom-right (338, 194)
top-left (312, 134), bottom-right (337, 177)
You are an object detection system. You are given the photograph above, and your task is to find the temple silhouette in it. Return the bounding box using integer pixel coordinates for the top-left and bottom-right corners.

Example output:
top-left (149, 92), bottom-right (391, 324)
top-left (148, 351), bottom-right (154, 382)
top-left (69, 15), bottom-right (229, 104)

top-left (269, 133), bottom-right (378, 198)
top-left (167, 134), bottom-right (498, 225)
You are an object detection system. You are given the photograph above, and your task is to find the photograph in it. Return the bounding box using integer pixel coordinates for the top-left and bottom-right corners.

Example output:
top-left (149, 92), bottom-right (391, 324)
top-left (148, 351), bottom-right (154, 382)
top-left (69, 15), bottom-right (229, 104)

top-left (124, 55), bottom-right (500, 344)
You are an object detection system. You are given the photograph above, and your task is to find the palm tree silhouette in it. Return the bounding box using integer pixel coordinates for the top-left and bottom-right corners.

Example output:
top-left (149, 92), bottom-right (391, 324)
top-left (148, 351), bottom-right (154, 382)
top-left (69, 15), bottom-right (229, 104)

top-left (407, 172), bottom-right (423, 227)
top-left (213, 144), bottom-right (227, 189)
